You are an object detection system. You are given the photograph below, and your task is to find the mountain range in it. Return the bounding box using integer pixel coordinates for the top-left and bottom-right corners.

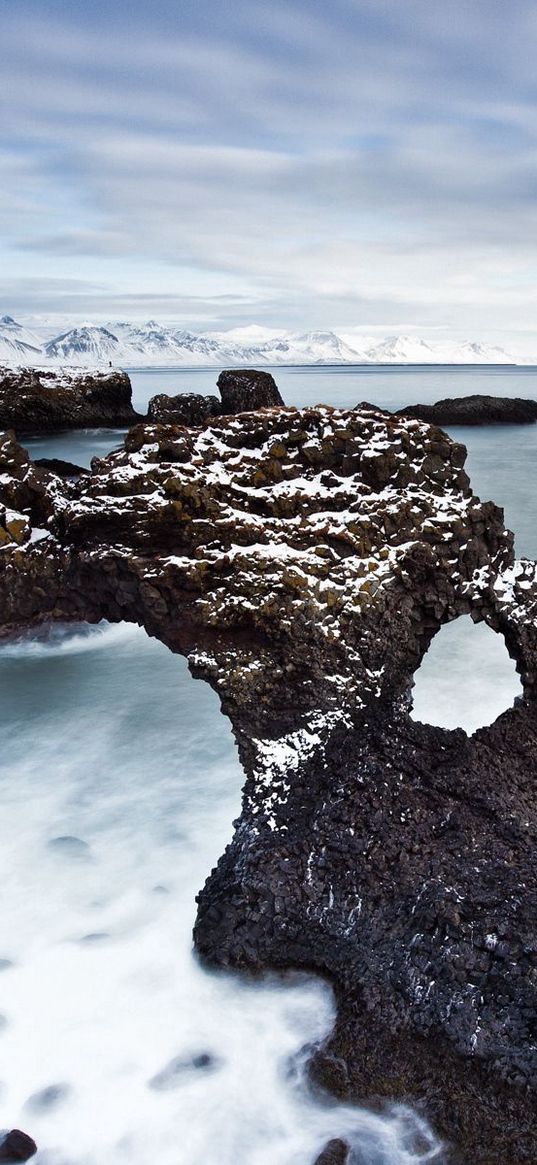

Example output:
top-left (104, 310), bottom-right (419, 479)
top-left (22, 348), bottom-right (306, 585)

top-left (0, 314), bottom-right (520, 368)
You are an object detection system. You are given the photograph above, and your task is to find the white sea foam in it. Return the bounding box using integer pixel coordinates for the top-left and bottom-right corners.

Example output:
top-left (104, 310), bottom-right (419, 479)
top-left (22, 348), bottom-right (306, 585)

top-left (410, 615), bottom-right (522, 734)
top-left (0, 620), bottom-right (134, 658)
top-left (5, 363), bottom-right (535, 1163)
top-left (0, 623), bottom-right (443, 1165)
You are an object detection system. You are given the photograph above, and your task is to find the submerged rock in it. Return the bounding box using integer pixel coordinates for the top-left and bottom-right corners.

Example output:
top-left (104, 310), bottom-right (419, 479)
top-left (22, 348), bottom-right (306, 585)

top-left (148, 1051), bottom-right (221, 1090)
top-left (24, 1084), bottom-right (70, 1112)
top-left (0, 1130), bottom-right (37, 1162)
top-left (1, 382), bottom-right (537, 1161)
top-left (47, 836), bottom-right (91, 859)
top-left (398, 393), bottom-right (537, 425)
top-left (0, 366), bottom-right (140, 435)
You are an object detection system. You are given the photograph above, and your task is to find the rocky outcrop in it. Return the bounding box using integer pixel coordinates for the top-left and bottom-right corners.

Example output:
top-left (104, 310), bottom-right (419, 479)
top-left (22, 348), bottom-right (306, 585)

top-left (217, 368), bottom-right (284, 412)
top-left (398, 394), bottom-right (537, 426)
top-left (147, 391), bottom-right (221, 426)
top-left (147, 369), bottom-right (285, 427)
top-left (0, 366), bottom-right (140, 435)
top-left (1, 400), bottom-right (537, 1162)
top-left (34, 457), bottom-right (89, 477)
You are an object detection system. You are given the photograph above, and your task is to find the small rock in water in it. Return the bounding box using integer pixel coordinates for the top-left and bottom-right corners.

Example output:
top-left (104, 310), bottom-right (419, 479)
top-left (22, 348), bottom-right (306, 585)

top-left (313, 1139), bottom-right (351, 1165)
top-left (24, 1084), bottom-right (70, 1112)
top-left (34, 457), bottom-right (89, 478)
top-left (47, 836), bottom-right (91, 859)
top-left (148, 1051), bottom-right (221, 1091)
top-left (0, 1130), bottom-right (37, 1161)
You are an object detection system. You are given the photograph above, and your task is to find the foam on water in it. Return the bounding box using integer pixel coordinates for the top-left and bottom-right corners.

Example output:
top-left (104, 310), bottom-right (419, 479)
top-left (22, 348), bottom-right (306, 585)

top-left (0, 623), bottom-right (443, 1165)
top-left (410, 616), bottom-right (522, 734)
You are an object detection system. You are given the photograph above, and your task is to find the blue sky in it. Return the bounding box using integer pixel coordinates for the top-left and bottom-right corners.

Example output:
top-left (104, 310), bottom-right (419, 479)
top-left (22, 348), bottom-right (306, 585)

top-left (2, 0), bottom-right (537, 345)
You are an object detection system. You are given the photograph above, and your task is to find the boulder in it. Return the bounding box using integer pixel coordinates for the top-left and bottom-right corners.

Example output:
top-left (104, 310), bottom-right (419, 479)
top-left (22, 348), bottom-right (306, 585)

top-left (0, 366), bottom-right (140, 434)
top-left (313, 1138), bottom-right (351, 1164)
top-left (398, 393), bottom-right (537, 426)
top-left (217, 368), bottom-right (284, 413)
top-left (147, 392), bottom-right (221, 426)
top-left (0, 1130), bottom-right (37, 1162)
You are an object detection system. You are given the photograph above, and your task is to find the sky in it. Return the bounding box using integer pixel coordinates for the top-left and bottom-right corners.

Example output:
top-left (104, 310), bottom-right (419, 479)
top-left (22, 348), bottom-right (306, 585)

top-left (2, 0), bottom-right (537, 348)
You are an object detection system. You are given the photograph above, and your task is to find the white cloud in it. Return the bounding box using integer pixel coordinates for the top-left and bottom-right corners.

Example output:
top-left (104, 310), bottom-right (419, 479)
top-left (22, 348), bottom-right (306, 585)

top-left (1, 0), bottom-right (537, 342)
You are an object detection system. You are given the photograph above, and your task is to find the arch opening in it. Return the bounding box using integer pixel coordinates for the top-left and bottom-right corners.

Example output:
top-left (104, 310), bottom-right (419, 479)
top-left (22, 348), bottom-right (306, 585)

top-left (410, 614), bottom-right (522, 734)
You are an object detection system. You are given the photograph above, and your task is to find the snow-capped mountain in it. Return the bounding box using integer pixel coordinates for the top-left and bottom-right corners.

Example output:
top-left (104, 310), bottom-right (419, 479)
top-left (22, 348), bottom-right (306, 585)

top-left (364, 335), bottom-right (436, 363)
top-left (0, 315), bottom-right (522, 368)
top-left (360, 335), bottom-right (515, 364)
top-left (446, 341), bottom-right (513, 365)
top-left (44, 326), bottom-right (121, 362)
top-left (0, 315), bottom-right (43, 363)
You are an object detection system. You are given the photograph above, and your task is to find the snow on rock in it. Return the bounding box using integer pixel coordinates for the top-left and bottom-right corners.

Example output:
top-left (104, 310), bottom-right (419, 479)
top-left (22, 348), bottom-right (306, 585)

top-left (0, 365), bottom-right (140, 433)
top-left (1, 390), bottom-right (537, 1163)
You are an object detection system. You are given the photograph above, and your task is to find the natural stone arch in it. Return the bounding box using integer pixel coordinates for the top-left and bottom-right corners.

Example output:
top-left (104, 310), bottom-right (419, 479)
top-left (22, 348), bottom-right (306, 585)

top-left (2, 406), bottom-right (537, 1163)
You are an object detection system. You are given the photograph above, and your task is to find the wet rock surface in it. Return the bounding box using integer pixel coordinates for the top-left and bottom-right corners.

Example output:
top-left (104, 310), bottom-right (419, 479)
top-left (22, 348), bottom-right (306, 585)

top-left (0, 366), bottom-right (140, 434)
top-left (0, 1130), bottom-right (37, 1162)
top-left (1, 391), bottom-right (537, 1162)
top-left (148, 1051), bottom-right (221, 1091)
top-left (313, 1138), bottom-right (351, 1164)
top-left (398, 393), bottom-right (537, 426)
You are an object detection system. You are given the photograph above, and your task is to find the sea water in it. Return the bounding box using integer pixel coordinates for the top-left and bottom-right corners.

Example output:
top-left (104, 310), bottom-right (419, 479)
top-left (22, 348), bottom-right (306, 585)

top-left (3, 364), bottom-right (535, 1163)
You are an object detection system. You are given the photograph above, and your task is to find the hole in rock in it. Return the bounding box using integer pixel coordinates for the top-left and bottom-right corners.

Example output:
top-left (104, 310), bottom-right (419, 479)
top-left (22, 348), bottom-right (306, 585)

top-left (410, 615), bottom-right (522, 734)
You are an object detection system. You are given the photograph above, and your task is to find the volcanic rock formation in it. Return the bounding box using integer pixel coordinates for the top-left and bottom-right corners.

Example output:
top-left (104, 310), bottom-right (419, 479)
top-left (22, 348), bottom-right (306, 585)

top-left (0, 366), bottom-right (140, 434)
top-left (1, 398), bottom-right (537, 1163)
top-left (147, 391), bottom-right (221, 426)
top-left (399, 393), bottom-right (537, 426)
top-left (146, 368), bottom-right (285, 426)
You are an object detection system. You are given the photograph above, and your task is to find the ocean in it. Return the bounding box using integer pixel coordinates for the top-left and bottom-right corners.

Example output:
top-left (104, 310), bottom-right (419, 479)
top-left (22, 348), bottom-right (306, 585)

top-left (1, 364), bottom-right (534, 1164)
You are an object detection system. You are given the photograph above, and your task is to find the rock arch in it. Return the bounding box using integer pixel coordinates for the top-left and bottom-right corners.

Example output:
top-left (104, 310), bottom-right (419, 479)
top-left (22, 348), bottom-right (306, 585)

top-left (1, 405), bottom-right (537, 1162)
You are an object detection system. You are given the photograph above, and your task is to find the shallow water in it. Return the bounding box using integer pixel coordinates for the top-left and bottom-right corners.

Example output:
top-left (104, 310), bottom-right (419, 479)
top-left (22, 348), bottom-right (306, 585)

top-left (0, 623), bottom-right (443, 1165)
top-left (5, 364), bottom-right (536, 1162)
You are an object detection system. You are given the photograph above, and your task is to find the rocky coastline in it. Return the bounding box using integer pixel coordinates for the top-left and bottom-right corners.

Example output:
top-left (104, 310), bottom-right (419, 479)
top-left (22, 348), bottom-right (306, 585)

top-left (0, 365), bottom-right (285, 437)
top-left (0, 366), bottom-right (140, 434)
top-left (398, 393), bottom-right (537, 425)
top-left (1, 371), bottom-right (537, 1163)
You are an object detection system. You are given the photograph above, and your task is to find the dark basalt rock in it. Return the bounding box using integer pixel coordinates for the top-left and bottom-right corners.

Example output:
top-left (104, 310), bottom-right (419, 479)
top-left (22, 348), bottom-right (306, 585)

top-left (34, 457), bottom-right (89, 477)
top-left (0, 1130), bottom-right (37, 1162)
top-left (313, 1138), bottom-right (351, 1165)
top-left (0, 366), bottom-right (140, 435)
top-left (398, 393), bottom-right (537, 426)
top-left (1, 387), bottom-right (537, 1162)
top-left (217, 368), bottom-right (284, 413)
top-left (147, 392), bottom-right (221, 426)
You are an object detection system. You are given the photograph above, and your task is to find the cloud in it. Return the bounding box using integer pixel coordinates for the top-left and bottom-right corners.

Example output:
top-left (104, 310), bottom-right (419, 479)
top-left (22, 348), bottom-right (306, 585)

top-left (2, 0), bottom-right (537, 338)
